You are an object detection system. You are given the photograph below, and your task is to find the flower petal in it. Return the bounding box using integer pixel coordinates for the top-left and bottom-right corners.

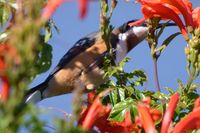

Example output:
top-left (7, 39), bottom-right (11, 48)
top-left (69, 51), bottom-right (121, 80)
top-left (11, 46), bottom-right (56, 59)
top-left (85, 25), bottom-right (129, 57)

top-left (0, 76), bottom-right (9, 101)
top-left (173, 108), bottom-right (200, 133)
top-left (138, 104), bottom-right (156, 133)
top-left (78, 0), bottom-right (88, 19)
top-left (80, 94), bottom-right (111, 130)
top-left (193, 97), bottom-right (200, 111)
top-left (42, 0), bottom-right (65, 20)
top-left (139, 1), bottom-right (187, 36)
top-left (159, 0), bottom-right (193, 27)
top-left (150, 108), bottom-right (162, 122)
top-left (192, 7), bottom-right (200, 28)
top-left (161, 92), bottom-right (180, 133)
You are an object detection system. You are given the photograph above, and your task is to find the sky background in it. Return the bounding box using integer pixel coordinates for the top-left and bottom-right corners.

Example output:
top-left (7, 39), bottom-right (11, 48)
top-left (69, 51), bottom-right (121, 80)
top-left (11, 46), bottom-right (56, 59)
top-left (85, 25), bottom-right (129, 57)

top-left (29, 0), bottom-right (200, 131)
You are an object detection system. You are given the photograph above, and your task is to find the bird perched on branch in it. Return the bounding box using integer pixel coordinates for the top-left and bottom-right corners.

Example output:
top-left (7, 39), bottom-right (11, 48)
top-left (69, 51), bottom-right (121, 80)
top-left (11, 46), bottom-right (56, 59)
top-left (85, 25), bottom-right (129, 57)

top-left (25, 20), bottom-right (176, 103)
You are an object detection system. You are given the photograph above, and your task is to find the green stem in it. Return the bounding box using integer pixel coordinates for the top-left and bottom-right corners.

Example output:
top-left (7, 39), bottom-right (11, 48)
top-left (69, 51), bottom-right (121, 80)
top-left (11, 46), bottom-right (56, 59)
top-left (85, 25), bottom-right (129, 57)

top-left (153, 58), bottom-right (161, 92)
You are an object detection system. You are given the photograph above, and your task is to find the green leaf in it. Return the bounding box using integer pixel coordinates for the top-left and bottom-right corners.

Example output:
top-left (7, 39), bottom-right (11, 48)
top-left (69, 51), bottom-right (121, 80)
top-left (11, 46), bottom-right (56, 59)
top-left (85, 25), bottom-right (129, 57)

top-left (109, 88), bottom-right (125, 105)
top-left (124, 85), bottom-right (134, 96)
top-left (110, 90), bottom-right (118, 105)
top-left (35, 43), bottom-right (52, 74)
top-left (44, 24), bottom-right (52, 43)
top-left (118, 88), bottom-right (125, 101)
top-left (135, 89), bottom-right (145, 100)
top-left (165, 87), bottom-right (175, 94)
top-left (130, 105), bottom-right (138, 122)
top-left (156, 20), bottom-right (171, 38)
top-left (190, 130), bottom-right (200, 133)
top-left (159, 32), bottom-right (181, 53)
top-left (49, 19), bottom-right (60, 34)
top-left (108, 98), bottom-right (134, 122)
top-left (0, 6), bottom-right (10, 28)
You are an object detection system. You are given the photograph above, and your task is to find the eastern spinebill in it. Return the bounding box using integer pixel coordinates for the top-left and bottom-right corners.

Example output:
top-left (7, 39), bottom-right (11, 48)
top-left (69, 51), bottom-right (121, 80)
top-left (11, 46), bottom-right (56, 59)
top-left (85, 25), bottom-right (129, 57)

top-left (25, 20), bottom-right (176, 103)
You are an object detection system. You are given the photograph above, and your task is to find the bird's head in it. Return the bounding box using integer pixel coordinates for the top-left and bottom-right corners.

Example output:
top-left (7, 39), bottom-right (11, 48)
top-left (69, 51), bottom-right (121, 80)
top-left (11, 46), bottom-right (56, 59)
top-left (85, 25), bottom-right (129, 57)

top-left (111, 19), bottom-right (149, 53)
top-left (110, 19), bottom-right (148, 63)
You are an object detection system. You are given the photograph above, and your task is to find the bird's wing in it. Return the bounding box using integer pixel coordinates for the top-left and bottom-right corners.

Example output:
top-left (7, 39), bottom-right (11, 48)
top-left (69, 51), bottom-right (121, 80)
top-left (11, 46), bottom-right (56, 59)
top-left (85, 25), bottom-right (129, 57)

top-left (45, 31), bottom-right (99, 82)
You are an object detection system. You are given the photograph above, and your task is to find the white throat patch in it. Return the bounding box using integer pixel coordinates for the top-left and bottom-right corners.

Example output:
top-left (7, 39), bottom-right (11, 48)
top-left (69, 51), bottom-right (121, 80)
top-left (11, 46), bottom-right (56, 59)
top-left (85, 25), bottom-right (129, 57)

top-left (115, 33), bottom-right (128, 64)
top-left (115, 26), bottom-right (148, 64)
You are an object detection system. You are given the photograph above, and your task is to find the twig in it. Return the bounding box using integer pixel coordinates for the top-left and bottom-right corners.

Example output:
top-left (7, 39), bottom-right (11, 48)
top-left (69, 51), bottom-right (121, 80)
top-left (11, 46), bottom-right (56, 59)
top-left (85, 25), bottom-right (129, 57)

top-left (153, 58), bottom-right (161, 92)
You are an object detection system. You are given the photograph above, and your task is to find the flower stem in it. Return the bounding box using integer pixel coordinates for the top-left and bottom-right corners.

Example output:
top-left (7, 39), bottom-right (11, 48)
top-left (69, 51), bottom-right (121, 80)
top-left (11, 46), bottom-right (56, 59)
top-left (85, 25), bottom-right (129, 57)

top-left (153, 58), bottom-right (161, 92)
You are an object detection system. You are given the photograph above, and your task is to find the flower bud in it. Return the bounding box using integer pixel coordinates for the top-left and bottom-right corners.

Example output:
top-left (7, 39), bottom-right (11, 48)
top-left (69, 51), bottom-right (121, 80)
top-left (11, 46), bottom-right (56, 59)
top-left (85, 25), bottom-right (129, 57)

top-left (195, 62), bottom-right (198, 67)
top-left (187, 26), bottom-right (193, 33)
top-left (198, 62), bottom-right (200, 70)
top-left (184, 47), bottom-right (190, 55)
top-left (194, 28), bottom-right (200, 36)
top-left (190, 39), bottom-right (199, 49)
top-left (198, 54), bottom-right (200, 62)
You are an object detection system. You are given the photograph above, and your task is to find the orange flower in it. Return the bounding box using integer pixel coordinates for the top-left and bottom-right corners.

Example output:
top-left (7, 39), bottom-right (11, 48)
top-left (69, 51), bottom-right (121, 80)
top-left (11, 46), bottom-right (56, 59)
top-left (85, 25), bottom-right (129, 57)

top-left (161, 93), bottom-right (180, 133)
top-left (79, 94), bottom-right (111, 130)
top-left (150, 108), bottom-right (162, 122)
top-left (42, 0), bottom-right (89, 20)
top-left (42, 0), bottom-right (65, 20)
top-left (173, 108), bottom-right (200, 133)
top-left (193, 97), bottom-right (200, 111)
top-left (137, 0), bottom-right (188, 36)
top-left (159, 0), bottom-right (193, 27)
top-left (0, 76), bottom-right (9, 101)
top-left (105, 112), bottom-right (140, 133)
top-left (78, 0), bottom-right (88, 19)
top-left (0, 44), bottom-right (19, 102)
top-left (137, 104), bottom-right (156, 133)
top-left (79, 91), bottom-right (140, 133)
top-left (192, 7), bottom-right (200, 28)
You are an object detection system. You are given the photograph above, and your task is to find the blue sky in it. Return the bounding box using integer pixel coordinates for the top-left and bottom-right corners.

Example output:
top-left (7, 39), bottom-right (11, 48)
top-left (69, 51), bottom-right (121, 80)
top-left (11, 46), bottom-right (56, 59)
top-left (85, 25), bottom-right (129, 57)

top-left (30, 0), bottom-right (200, 130)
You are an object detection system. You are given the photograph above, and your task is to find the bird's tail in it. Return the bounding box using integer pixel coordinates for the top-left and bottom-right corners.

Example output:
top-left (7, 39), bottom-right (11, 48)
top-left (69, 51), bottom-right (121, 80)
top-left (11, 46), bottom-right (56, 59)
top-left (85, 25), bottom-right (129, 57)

top-left (24, 82), bottom-right (47, 104)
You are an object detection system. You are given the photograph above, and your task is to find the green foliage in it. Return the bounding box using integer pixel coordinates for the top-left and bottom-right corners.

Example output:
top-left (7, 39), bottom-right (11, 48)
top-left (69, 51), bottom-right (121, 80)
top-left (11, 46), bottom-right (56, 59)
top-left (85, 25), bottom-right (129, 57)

top-left (0, 0), bottom-right (199, 132)
top-left (108, 97), bottom-right (137, 122)
top-left (0, 1), bottom-right (53, 132)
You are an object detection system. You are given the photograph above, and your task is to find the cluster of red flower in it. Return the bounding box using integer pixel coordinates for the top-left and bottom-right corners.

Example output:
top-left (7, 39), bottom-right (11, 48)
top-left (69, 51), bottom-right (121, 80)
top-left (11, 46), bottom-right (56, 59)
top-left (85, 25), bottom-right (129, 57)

top-left (78, 91), bottom-right (200, 133)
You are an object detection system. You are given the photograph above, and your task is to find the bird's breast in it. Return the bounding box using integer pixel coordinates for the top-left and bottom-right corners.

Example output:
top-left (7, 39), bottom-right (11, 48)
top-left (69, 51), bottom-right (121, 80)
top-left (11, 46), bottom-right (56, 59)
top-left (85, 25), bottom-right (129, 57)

top-left (43, 39), bottom-right (107, 97)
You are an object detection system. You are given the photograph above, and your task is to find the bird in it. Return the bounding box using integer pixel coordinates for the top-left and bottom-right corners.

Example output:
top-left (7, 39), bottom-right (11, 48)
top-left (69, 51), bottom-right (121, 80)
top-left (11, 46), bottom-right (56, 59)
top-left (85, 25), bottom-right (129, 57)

top-left (25, 19), bottom-right (176, 103)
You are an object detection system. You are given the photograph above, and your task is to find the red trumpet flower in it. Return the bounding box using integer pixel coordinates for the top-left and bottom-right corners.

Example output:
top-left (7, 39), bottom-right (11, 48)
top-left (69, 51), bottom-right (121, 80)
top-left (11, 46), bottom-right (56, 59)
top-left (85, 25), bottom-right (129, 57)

top-left (78, 91), bottom-right (141, 133)
top-left (137, 0), bottom-right (199, 37)
top-left (42, 0), bottom-right (89, 20)
top-left (0, 44), bottom-right (20, 101)
top-left (42, 0), bottom-right (65, 20)
top-left (161, 92), bottom-right (180, 133)
top-left (0, 76), bottom-right (9, 102)
top-left (192, 7), bottom-right (200, 28)
top-left (173, 108), bottom-right (200, 133)
top-left (137, 104), bottom-right (156, 133)
top-left (137, 0), bottom-right (189, 36)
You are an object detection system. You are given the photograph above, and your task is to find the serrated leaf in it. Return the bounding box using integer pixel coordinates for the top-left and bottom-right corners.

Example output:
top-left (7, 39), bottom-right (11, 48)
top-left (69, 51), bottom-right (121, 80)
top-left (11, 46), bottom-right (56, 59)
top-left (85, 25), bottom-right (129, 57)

top-left (135, 89), bottom-right (145, 100)
top-left (109, 88), bottom-right (125, 105)
top-left (110, 90), bottom-right (118, 105)
top-left (118, 88), bottom-right (125, 101)
top-left (124, 86), bottom-right (134, 96)
top-left (108, 98), bottom-right (134, 122)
